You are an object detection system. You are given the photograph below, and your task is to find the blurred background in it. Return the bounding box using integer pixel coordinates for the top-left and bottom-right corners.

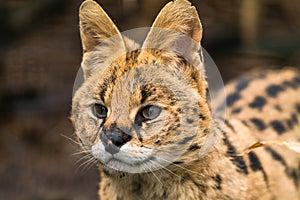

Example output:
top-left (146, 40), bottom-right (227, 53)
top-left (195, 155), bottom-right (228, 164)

top-left (0, 0), bottom-right (299, 199)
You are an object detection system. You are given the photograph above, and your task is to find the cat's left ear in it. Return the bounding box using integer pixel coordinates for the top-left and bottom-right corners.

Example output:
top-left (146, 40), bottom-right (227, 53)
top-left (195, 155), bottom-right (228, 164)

top-left (140, 0), bottom-right (203, 69)
top-left (79, 0), bottom-right (126, 78)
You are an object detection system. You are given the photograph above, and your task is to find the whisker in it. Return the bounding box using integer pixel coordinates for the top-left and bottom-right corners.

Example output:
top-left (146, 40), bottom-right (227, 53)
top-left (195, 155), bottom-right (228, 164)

top-left (79, 156), bottom-right (97, 172)
top-left (74, 154), bottom-right (92, 166)
top-left (143, 161), bottom-right (163, 185)
top-left (148, 159), bottom-right (180, 178)
top-left (61, 134), bottom-right (81, 145)
top-left (72, 149), bottom-right (92, 156)
top-left (155, 156), bottom-right (198, 174)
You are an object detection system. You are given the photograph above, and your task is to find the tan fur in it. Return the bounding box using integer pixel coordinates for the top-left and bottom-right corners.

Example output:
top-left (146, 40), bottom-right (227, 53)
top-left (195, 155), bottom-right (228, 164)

top-left (72, 0), bottom-right (300, 199)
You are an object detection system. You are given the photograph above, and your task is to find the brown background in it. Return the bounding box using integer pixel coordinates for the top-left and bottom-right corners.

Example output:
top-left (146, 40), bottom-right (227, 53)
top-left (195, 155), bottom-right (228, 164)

top-left (0, 0), bottom-right (299, 199)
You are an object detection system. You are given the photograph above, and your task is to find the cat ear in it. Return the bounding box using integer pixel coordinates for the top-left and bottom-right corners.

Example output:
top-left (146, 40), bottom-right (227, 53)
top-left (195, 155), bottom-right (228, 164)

top-left (141, 0), bottom-right (203, 67)
top-left (79, 0), bottom-right (126, 78)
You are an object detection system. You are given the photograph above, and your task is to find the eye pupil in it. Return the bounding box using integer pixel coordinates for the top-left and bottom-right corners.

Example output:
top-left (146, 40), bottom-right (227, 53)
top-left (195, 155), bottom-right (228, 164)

top-left (141, 105), bottom-right (161, 120)
top-left (93, 104), bottom-right (108, 119)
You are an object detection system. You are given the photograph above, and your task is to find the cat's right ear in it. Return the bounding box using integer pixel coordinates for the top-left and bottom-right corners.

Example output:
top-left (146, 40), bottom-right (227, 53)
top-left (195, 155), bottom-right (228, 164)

top-left (79, 0), bottom-right (126, 78)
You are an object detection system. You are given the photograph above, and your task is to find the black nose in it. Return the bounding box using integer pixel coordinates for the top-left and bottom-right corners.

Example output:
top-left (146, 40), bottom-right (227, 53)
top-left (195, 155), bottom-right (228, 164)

top-left (100, 125), bottom-right (132, 154)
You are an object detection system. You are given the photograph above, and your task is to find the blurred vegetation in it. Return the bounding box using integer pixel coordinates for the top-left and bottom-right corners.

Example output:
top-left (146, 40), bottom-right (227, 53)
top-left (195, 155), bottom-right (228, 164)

top-left (0, 0), bottom-right (299, 199)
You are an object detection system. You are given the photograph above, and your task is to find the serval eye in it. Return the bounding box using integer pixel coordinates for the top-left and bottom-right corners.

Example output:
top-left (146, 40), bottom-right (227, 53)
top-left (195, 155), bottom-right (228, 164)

top-left (141, 105), bottom-right (161, 120)
top-left (92, 104), bottom-right (108, 119)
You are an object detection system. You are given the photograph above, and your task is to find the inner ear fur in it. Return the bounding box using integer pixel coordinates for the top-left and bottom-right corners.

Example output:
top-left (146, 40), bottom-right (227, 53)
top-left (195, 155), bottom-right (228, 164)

top-left (139, 0), bottom-right (206, 96)
top-left (141, 0), bottom-right (202, 52)
top-left (79, 0), bottom-right (127, 78)
top-left (79, 0), bottom-right (125, 53)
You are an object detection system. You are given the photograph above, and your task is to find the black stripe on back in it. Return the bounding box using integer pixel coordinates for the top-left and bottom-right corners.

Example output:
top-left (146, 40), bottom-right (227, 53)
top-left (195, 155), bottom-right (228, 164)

top-left (223, 134), bottom-right (248, 175)
top-left (265, 147), bottom-right (299, 186)
top-left (248, 152), bottom-right (269, 185)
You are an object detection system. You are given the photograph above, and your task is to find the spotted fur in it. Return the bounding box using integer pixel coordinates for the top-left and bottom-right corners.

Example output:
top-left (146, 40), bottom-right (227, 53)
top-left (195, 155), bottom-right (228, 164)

top-left (71, 0), bottom-right (300, 199)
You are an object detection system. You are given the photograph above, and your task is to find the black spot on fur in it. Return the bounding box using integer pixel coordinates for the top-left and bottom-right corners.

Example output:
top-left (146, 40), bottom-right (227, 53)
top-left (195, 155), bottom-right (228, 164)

top-left (223, 135), bottom-right (248, 174)
top-left (282, 80), bottom-right (297, 89)
top-left (274, 105), bottom-right (282, 111)
top-left (178, 135), bottom-right (195, 145)
top-left (296, 103), bottom-right (300, 114)
top-left (248, 152), bottom-right (268, 184)
top-left (192, 108), bottom-right (197, 114)
top-left (132, 182), bottom-right (142, 196)
top-left (286, 112), bottom-right (299, 128)
top-left (231, 107), bottom-right (241, 114)
top-left (236, 79), bottom-right (250, 91)
top-left (155, 140), bottom-right (161, 145)
top-left (266, 84), bottom-right (284, 97)
top-left (286, 119), bottom-right (294, 129)
top-left (249, 96), bottom-right (266, 110)
top-left (199, 114), bottom-right (206, 120)
top-left (180, 173), bottom-right (190, 183)
top-left (270, 120), bottom-right (286, 135)
top-left (241, 120), bottom-right (249, 127)
top-left (162, 188), bottom-right (168, 198)
top-left (226, 93), bottom-right (241, 107)
top-left (294, 76), bottom-right (300, 84)
top-left (213, 174), bottom-right (222, 190)
top-left (291, 113), bottom-right (298, 124)
top-left (250, 118), bottom-right (266, 131)
top-left (140, 87), bottom-right (149, 104)
top-left (103, 169), bottom-right (111, 177)
top-left (186, 118), bottom-right (194, 124)
top-left (188, 145), bottom-right (200, 151)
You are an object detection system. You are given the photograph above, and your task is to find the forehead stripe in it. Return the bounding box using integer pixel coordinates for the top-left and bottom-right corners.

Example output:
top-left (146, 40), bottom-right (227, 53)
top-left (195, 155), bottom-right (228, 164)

top-left (96, 50), bottom-right (141, 102)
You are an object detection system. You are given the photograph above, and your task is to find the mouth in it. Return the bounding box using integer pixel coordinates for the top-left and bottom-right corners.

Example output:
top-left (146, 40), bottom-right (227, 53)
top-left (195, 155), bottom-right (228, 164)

top-left (91, 141), bottom-right (174, 173)
top-left (97, 154), bottom-right (163, 173)
top-left (105, 155), bottom-right (152, 167)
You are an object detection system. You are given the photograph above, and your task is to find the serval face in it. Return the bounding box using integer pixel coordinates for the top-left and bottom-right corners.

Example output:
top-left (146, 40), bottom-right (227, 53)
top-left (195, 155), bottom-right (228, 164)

top-left (72, 0), bottom-right (213, 173)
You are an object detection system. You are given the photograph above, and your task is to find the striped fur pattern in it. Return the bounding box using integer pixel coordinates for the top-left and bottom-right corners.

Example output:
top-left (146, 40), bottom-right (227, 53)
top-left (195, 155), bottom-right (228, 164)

top-left (71, 0), bottom-right (300, 199)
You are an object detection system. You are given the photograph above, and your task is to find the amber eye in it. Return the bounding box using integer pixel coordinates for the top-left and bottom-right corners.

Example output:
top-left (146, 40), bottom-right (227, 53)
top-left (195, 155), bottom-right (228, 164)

top-left (141, 105), bottom-right (162, 120)
top-left (92, 104), bottom-right (108, 119)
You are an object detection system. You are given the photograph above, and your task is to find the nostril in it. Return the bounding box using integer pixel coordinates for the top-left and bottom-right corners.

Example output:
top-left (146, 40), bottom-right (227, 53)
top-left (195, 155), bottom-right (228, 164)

top-left (100, 129), bottom-right (132, 152)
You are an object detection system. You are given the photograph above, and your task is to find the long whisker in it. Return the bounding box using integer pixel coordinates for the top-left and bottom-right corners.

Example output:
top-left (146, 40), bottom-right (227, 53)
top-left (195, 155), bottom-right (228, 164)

top-left (148, 159), bottom-right (180, 178)
top-left (79, 156), bottom-right (97, 172)
top-left (155, 155), bottom-right (198, 174)
top-left (74, 154), bottom-right (92, 165)
top-left (61, 134), bottom-right (81, 145)
top-left (83, 158), bottom-right (98, 171)
top-left (123, 154), bottom-right (163, 185)
top-left (72, 149), bottom-right (92, 156)
top-left (142, 161), bottom-right (163, 185)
